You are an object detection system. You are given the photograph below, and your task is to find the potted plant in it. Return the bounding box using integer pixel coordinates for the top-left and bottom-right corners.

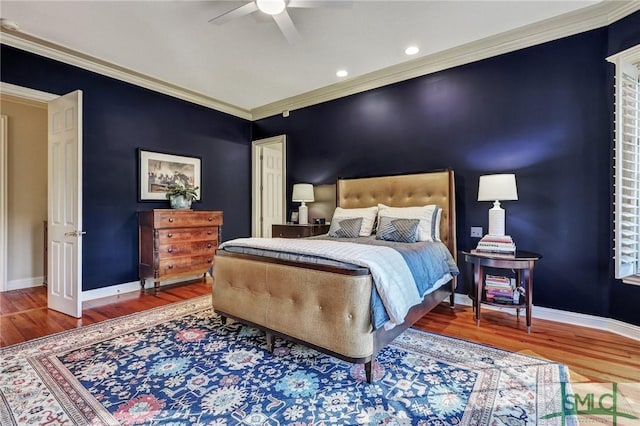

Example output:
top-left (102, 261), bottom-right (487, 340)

top-left (165, 181), bottom-right (199, 209)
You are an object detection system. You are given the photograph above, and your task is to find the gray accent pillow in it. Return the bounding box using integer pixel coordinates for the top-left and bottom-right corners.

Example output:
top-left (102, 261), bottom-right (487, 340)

top-left (376, 217), bottom-right (420, 243)
top-left (328, 217), bottom-right (363, 238)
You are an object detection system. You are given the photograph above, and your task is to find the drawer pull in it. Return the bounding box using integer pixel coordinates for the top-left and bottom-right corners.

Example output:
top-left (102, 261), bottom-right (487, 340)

top-left (167, 248), bottom-right (173, 253)
top-left (207, 258), bottom-right (212, 263)
top-left (207, 230), bottom-right (212, 235)
top-left (167, 233), bottom-right (173, 238)
top-left (207, 243), bottom-right (212, 248)
top-left (168, 217), bottom-right (174, 223)
top-left (168, 265), bottom-right (174, 269)
top-left (208, 217), bottom-right (213, 221)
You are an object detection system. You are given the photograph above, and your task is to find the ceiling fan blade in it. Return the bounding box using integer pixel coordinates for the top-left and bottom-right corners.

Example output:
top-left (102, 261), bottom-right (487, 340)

top-left (272, 10), bottom-right (301, 45)
top-left (208, 2), bottom-right (259, 25)
top-left (287, 0), bottom-right (352, 8)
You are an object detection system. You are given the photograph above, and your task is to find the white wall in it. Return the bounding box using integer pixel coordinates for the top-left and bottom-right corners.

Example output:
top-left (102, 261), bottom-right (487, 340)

top-left (1, 95), bottom-right (47, 290)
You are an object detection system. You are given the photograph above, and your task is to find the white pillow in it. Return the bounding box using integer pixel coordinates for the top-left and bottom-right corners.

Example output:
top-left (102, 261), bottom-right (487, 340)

top-left (377, 204), bottom-right (438, 242)
top-left (330, 206), bottom-right (378, 236)
top-left (434, 207), bottom-right (443, 242)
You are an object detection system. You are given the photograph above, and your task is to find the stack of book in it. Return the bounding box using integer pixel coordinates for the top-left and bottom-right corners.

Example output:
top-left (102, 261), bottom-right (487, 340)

top-left (485, 274), bottom-right (520, 304)
top-left (475, 235), bottom-right (516, 254)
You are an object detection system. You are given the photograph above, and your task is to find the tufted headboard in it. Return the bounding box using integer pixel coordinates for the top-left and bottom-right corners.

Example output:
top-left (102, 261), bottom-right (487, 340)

top-left (336, 169), bottom-right (457, 259)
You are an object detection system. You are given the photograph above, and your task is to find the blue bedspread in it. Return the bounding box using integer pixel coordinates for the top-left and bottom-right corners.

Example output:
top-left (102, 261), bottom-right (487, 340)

top-left (364, 239), bottom-right (459, 329)
top-left (313, 236), bottom-right (458, 329)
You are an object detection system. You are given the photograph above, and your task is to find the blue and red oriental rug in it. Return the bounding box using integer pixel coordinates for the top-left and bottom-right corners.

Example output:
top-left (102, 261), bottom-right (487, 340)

top-left (0, 295), bottom-right (575, 425)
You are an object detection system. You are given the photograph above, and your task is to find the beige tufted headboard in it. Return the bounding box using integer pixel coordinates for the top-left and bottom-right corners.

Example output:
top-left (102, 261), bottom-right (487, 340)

top-left (336, 169), bottom-right (457, 259)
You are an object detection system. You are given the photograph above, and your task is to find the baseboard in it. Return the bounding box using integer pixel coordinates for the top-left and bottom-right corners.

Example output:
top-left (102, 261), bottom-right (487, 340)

top-left (82, 275), bottom-right (207, 301)
top-left (82, 280), bottom-right (143, 301)
top-left (4, 276), bottom-right (45, 291)
top-left (453, 294), bottom-right (640, 342)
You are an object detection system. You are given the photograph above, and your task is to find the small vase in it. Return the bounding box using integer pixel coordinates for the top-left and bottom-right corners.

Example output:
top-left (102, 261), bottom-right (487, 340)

top-left (170, 195), bottom-right (192, 209)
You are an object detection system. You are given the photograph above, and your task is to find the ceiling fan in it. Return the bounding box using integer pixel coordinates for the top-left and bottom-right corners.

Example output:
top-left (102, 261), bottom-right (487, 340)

top-left (208, 0), bottom-right (351, 45)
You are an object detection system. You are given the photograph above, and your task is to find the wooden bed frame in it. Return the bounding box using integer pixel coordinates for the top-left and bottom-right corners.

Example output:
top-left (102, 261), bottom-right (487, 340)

top-left (212, 169), bottom-right (457, 382)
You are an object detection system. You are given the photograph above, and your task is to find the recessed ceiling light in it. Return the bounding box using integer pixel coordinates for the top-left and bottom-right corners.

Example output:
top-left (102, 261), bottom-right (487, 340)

top-left (336, 70), bottom-right (348, 78)
top-left (256, 0), bottom-right (286, 16)
top-left (405, 46), bottom-right (420, 56)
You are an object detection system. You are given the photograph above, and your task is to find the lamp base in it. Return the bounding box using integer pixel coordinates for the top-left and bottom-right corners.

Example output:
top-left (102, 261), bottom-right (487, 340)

top-left (298, 203), bottom-right (309, 225)
top-left (487, 200), bottom-right (505, 236)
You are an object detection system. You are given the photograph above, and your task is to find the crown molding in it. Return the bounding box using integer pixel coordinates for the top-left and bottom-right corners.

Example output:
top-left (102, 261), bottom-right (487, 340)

top-left (606, 0), bottom-right (640, 22)
top-left (0, 30), bottom-right (252, 121)
top-left (1, 2), bottom-right (637, 122)
top-left (251, 1), bottom-right (640, 120)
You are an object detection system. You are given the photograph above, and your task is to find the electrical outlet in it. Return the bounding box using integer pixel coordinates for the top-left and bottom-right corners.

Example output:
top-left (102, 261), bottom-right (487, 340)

top-left (470, 226), bottom-right (483, 238)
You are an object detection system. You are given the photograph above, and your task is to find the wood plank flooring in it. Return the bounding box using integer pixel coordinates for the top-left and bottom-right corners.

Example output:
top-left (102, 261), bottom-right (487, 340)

top-left (0, 279), bottom-right (212, 347)
top-left (416, 304), bottom-right (640, 384)
top-left (1, 281), bottom-right (638, 384)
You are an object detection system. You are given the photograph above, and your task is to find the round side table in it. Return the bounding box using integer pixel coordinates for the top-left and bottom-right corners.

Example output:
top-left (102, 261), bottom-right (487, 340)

top-left (461, 250), bottom-right (542, 333)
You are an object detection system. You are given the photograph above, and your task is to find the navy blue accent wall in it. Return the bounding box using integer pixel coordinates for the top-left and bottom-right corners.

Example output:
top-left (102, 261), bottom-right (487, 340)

top-left (253, 15), bottom-right (640, 326)
top-left (1, 45), bottom-right (252, 291)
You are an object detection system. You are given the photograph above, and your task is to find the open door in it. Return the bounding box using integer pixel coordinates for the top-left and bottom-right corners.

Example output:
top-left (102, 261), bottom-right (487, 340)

top-left (252, 135), bottom-right (286, 237)
top-left (47, 90), bottom-right (83, 318)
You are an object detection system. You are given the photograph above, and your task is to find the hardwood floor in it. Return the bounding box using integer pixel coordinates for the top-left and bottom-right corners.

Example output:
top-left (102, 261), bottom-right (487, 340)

top-left (1, 282), bottom-right (638, 384)
top-left (416, 304), bottom-right (640, 384)
top-left (0, 279), bottom-right (212, 347)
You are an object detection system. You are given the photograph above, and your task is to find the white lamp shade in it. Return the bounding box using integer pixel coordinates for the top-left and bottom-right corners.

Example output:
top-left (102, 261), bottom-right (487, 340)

top-left (477, 174), bottom-right (518, 201)
top-left (292, 183), bottom-right (315, 202)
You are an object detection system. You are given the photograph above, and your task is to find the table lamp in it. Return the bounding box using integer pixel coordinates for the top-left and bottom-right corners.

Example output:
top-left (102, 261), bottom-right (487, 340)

top-left (477, 174), bottom-right (518, 236)
top-left (292, 183), bottom-right (314, 225)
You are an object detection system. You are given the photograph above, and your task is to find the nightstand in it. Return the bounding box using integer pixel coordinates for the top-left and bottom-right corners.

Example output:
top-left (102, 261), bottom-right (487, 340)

top-left (461, 250), bottom-right (542, 333)
top-left (272, 223), bottom-right (330, 238)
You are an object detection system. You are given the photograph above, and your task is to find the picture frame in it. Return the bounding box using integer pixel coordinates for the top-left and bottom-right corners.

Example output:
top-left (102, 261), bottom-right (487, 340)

top-left (138, 149), bottom-right (201, 201)
top-left (290, 211), bottom-right (299, 224)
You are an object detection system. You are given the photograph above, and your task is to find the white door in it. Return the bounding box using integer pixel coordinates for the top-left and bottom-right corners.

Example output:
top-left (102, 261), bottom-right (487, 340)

top-left (252, 135), bottom-right (286, 237)
top-left (261, 144), bottom-right (284, 237)
top-left (47, 90), bottom-right (83, 318)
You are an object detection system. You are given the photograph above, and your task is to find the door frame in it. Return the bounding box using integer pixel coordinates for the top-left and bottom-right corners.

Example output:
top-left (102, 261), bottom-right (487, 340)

top-left (0, 114), bottom-right (6, 291)
top-left (0, 83), bottom-right (65, 295)
top-left (251, 135), bottom-right (286, 237)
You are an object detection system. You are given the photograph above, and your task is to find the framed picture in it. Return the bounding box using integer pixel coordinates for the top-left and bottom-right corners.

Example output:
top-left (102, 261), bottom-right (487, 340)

top-left (138, 149), bottom-right (201, 201)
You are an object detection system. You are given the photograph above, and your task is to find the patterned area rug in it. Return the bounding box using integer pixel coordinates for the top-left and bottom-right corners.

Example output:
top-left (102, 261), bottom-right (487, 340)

top-left (0, 295), bottom-right (575, 425)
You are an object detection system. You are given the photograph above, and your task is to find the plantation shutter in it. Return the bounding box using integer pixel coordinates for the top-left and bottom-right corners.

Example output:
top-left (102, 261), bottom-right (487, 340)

top-left (609, 46), bottom-right (640, 282)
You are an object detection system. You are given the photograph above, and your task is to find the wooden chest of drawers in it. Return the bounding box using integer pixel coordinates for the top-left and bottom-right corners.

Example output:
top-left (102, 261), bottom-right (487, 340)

top-left (138, 209), bottom-right (223, 292)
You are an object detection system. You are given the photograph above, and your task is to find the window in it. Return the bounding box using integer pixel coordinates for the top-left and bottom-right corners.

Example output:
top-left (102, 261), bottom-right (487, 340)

top-left (608, 45), bottom-right (640, 285)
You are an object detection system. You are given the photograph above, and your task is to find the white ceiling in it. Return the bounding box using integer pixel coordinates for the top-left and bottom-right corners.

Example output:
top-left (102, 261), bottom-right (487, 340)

top-left (0, 1), bottom-right (612, 114)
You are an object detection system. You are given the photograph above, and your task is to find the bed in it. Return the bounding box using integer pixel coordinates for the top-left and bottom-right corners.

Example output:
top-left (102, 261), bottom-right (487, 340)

top-left (212, 169), bottom-right (458, 382)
